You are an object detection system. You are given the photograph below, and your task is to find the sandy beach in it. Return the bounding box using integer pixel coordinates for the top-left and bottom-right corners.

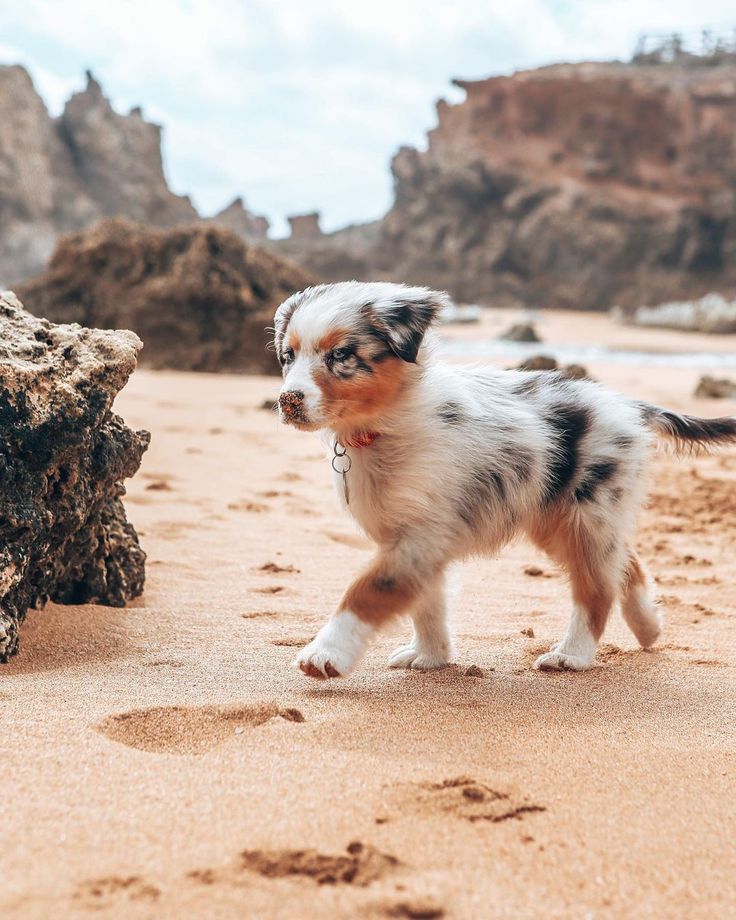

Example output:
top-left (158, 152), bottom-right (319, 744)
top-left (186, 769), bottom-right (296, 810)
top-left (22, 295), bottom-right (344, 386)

top-left (2, 310), bottom-right (735, 919)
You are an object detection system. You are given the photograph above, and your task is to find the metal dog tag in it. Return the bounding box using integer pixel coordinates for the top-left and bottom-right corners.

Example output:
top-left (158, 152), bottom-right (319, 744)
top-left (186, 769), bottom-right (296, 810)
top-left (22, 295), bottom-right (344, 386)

top-left (331, 441), bottom-right (352, 504)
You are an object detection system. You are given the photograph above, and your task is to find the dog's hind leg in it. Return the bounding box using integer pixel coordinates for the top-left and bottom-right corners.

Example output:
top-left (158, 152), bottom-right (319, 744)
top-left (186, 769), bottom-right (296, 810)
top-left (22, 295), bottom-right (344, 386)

top-left (388, 574), bottom-right (453, 671)
top-left (620, 549), bottom-right (661, 648)
top-left (529, 508), bottom-right (625, 671)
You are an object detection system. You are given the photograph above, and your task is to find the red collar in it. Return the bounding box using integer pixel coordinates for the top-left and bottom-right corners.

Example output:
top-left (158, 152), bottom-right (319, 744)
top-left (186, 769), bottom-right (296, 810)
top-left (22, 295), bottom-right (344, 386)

top-left (342, 431), bottom-right (381, 449)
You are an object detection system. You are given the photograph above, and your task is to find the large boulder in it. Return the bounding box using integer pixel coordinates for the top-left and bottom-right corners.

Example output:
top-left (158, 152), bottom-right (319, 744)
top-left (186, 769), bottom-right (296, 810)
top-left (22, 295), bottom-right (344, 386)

top-left (0, 292), bottom-right (148, 661)
top-left (17, 219), bottom-right (316, 374)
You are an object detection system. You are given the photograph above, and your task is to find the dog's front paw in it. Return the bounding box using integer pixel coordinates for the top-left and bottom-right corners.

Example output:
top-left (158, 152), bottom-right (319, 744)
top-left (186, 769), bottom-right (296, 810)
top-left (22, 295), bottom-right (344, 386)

top-left (295, 613), bottom-right (372, 680)
top-left (534, 650), bottom-right (595, 672)
top-left (388, 643), bottom-right (450, 671)
top-left (296, 642), bottom-right (346, 679)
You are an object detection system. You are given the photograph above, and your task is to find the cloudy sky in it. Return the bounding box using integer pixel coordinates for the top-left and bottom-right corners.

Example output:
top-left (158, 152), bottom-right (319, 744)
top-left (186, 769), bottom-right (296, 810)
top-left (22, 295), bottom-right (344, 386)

top-left (2, 0), bottom-right (734, 235)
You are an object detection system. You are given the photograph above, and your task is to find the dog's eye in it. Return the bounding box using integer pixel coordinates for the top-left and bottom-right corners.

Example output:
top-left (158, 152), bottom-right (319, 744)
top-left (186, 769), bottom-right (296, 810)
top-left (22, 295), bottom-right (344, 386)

top-left (281, 347), bottom-right (295, 365)
top-left (328, 347), bottom-right (353, 363)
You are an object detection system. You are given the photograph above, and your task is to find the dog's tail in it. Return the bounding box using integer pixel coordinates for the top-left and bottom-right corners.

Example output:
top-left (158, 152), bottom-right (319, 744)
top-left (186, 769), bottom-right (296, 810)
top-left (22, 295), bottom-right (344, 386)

top-left (639, 402), bottom-right (736, 453)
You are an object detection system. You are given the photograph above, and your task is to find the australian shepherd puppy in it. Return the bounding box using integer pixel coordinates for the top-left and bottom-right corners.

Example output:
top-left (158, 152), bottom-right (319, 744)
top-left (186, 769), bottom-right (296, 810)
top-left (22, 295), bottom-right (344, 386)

top-left (273, 281), bottom-right (736, 679)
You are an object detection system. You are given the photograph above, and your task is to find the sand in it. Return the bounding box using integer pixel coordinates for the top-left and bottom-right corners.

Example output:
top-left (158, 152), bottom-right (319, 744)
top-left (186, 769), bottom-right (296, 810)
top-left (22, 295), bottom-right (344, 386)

top-left (2, 309), bottom-right (735, 919)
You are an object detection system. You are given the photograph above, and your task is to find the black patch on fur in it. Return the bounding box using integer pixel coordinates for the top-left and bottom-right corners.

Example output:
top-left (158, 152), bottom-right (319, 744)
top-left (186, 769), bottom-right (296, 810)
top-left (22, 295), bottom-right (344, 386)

top-left (613, 435), bottom-right (634, 451)
top-left (574, 459), bottom-right (618, 503)
top-left (458, 467), bottom-right (507, 526)
top-left (373, 575), bottom-right (396, 592)
top-left (391, 326), bottom-right (424, 363)
top-left (355, 356), bottom-right (374, 374)
top-left (438, 402), bottom-right (466, 425)
top-left (543, 404), bottom-right (590, 502)
top-left (363, 296), bottom-right (440, 363)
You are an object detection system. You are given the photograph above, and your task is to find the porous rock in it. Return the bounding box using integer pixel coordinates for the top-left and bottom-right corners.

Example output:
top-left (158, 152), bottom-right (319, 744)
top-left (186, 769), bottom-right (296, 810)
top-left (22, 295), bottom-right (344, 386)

top-left (0, 292), bottom-right (148, 661)
top-left (498, 322), bottom-right (541, 343)
top-left (694, 375), bottom-right (736, 399)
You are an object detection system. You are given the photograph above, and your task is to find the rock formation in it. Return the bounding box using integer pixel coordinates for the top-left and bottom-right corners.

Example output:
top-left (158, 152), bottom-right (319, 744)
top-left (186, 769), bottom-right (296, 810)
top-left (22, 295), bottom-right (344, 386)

top-left (274, 60), bottom-right (736, 311)
top-left (210, 197), bottom-right (270, 240)
top-left (694, 375), bottom-right (736, 398)
top-left (6, 58), bottom-right (736, 312)
top-left (0, 66), bottom-right (196, 285)
top-left (17, 219), bottom-right (316, 374)
top-left (0, 291), bottom-right (148, 661)
top-left (287, 212), bottom-right (323, 240)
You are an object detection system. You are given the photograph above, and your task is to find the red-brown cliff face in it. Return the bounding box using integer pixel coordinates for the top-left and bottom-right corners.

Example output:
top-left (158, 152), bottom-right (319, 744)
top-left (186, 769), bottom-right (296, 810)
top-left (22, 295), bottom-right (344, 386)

top-left (278, 61), bottom-right (736, 310)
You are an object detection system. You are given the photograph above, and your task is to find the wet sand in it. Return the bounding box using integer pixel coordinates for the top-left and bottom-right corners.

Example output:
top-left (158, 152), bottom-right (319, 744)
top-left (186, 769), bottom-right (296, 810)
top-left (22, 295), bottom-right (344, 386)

top-left (2, 310), bottom-right (735, 918)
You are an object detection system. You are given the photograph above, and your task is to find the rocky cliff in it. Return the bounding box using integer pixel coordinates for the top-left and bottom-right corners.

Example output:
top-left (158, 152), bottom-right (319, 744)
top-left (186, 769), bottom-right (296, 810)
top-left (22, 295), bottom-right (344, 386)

top-left (276, 60), bottom-right (736, 310)
top-left (0, 66), bottom-right (196, 285)
top-left (210, 197), bottom-right (270, 240)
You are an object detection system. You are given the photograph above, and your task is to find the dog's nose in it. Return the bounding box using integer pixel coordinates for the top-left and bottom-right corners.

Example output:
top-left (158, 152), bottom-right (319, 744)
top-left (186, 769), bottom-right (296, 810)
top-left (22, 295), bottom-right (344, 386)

top-left (279, 390), bottom-right (305, 417)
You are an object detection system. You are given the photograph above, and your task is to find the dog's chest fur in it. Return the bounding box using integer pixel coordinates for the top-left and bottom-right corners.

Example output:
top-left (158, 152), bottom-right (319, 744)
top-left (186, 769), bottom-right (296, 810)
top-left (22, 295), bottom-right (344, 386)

top-left (332, 437), bottom-right (410, 544)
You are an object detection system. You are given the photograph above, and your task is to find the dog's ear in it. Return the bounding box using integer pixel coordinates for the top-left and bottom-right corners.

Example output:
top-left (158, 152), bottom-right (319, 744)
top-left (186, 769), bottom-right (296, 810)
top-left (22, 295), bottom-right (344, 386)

top-left (273, 287), bottom-right (320, 359)
top-left (273, 294), bottom-right (299, 358)
top-left (366, 287), bottom-right (450, 363)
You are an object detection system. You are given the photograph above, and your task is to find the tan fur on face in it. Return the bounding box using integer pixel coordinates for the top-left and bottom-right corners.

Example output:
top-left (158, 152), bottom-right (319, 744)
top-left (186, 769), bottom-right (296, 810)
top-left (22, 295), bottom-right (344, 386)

top-left (314, 357), bottom-right (408, 425)
top-left (316, 328), bottom-right (349, 354)
top-left (285, 332), bottom-right (301, 353)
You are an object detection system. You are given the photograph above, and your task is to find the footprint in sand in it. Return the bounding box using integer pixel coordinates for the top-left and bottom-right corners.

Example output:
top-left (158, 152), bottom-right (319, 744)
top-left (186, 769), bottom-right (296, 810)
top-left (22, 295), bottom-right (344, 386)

top-left (278, 471), bottom-right (304, 483)
top-left (272, 638), bottom-right (311, 647)
top-left (74, 875), bottom-right (160, 908)
top-left (145, 479), bottom-right (174, 492)
top-left (228, 499), bottom-right (270, 513)
top-left (253, 585), bottom-right (286, 595)
top-left (399, 777), bottom-right (546, 825)
top-left (241, 610), bottom-right (281, 619)
top-left (96, 703), bottom-right (304, 755)
top-left (147, 520), bottom-right (199, 540)
top-left (187, 842), bottom-right (398, 888)
top-left (257, 562), bottom-right (301, 574)
top-left (380, 899), bottom-right (445, 918)
top-left (286, 502), bottom-right (320, 517)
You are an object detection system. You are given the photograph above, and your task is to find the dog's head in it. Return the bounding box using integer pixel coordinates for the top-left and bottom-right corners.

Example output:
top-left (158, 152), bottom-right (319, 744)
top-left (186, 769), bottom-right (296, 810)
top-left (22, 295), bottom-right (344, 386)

top-left (273, 281), bottom-right (449, 431)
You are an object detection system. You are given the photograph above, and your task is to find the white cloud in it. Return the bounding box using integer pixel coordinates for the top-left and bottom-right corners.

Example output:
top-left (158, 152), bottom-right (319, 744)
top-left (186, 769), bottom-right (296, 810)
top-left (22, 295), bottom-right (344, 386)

top-left (2, 0), bottom-right (735, 234)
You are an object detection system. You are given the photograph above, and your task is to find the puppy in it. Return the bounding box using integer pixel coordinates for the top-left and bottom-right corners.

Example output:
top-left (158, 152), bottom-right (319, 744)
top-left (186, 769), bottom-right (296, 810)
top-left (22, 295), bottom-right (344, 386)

top-left (273, 281), bottom-right (736, 678)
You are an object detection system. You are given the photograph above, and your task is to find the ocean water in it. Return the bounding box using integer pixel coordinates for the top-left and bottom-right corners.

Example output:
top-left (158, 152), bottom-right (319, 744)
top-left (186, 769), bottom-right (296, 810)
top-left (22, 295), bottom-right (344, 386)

top-left (439, 337), bottom-right (736, 369)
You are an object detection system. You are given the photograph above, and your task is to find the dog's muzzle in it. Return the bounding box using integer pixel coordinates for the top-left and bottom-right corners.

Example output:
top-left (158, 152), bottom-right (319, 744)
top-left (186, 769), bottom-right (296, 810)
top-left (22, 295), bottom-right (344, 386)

top-left (279, 390), bottom-right (306, 423)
